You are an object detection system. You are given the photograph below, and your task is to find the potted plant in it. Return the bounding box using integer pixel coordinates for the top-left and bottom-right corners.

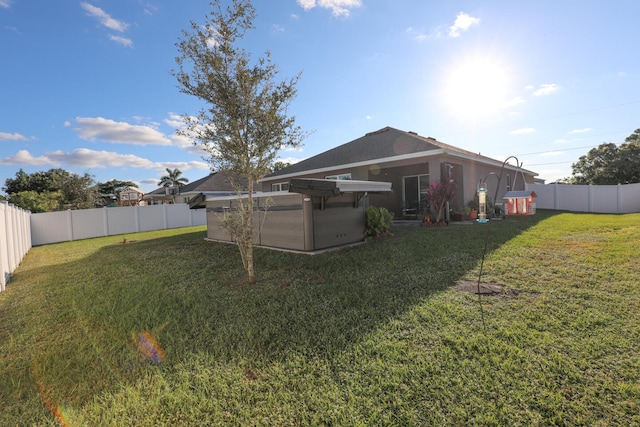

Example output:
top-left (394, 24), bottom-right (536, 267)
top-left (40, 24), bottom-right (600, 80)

top-left (466, 200), bottom-right (478, 220)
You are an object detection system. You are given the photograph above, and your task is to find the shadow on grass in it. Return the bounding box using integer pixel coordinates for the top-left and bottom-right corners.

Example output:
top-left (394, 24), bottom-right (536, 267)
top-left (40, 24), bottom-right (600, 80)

top-left (3, 211), bottom-right (559, 415)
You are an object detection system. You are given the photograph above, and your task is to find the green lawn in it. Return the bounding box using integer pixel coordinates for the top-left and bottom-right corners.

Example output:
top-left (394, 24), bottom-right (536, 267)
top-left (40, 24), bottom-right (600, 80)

top-left (1, 211), bottom-right (639, 426)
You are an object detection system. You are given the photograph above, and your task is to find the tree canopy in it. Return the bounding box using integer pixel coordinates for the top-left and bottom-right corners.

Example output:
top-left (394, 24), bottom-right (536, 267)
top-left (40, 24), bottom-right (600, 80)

top-left (173, 0), bottom-right (306, 284)
top-left (159, 168), bottom-right (189, 188)
top-left (97, 179), bottom-right (138, 197)
top-left (569, 129), bottom-right (640, 185)
top-left (3, 168), bottom-right (98, 212)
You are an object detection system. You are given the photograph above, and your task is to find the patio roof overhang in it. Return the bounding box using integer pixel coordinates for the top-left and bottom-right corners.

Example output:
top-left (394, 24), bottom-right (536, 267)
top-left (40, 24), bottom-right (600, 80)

top-left (289, 178), bottom-right (392, 197)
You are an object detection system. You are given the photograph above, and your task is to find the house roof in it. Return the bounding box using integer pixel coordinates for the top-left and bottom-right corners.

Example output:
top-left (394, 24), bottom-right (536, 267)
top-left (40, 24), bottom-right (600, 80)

top-left (146, 171), bottom-right (244, 197)
top-left (503, 190), bottom-right (537, 199)
top-left (120, 186), bottom-right (144, 195)
top-left (264, 126), bottom-right (537, 180)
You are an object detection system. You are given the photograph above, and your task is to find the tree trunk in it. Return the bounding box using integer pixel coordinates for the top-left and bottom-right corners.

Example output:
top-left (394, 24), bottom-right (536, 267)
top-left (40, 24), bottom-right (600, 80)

top-left (246, 178), bottom-right (255, 284)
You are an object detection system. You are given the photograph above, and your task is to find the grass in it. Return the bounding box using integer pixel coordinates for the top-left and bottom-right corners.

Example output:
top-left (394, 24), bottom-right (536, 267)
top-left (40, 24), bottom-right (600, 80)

top-left (1, 210), bottom-right (639, 426)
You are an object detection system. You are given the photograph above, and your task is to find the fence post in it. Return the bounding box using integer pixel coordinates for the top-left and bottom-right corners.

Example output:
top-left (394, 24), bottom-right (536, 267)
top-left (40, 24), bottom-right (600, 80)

top-left (103, 207), bottom-right (109, 237)
top-left (6, 203), bottom-right (16, 273)
top-left (135, 205), bottom-right (141, 233)
top-left (163, 204), bottom-right (169, 230)
top-left (0, 202), bottom-right (7, 291)
top-left (617, 184), bottom-right (622, 214)
top-left (66, 210), bottom-right (74, 241)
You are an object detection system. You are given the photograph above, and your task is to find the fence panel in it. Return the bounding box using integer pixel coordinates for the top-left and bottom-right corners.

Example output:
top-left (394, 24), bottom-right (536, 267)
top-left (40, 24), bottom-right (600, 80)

top-left (527, 183), bottom-right (640, 213)
top-left (30, 210), bottom-right (70, 246)
top-left (592, 185), bottom-right (619, 213)
top-left (138, 205), bottom-right (166, 232)
top-left (1, 201), bottom-right (31, 291)
top-left (621, 183), bottom-right (640, 213)
top-left (166, 204), bottom-right (193, 228)
top-left (558, 185), bottom-right (589, 212)
top-left (106, 206), bottom-right (139, 236)
top-left (30, 204), bottom-right (206, 246)
top-left (71, 208), bottom-right (107, 241)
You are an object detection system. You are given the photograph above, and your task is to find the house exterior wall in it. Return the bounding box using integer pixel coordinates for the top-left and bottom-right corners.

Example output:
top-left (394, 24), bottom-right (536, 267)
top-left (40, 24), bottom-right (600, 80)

top-left (261, 154), bottom-right (536, 218)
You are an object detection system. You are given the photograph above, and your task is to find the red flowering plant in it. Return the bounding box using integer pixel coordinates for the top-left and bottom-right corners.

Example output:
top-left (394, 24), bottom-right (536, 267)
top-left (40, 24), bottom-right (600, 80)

top-left (425, 180), bottom-right (457, 223)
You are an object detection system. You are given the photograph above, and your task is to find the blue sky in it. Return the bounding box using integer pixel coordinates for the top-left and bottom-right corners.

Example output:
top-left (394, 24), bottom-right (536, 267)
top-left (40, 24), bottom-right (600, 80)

top-left (1, 0), bottom-right (639, 193)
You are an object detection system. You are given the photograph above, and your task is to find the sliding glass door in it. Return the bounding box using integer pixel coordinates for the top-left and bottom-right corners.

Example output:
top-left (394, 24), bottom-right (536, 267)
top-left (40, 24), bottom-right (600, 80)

top-left (403, 174), bottom-right (429, 214)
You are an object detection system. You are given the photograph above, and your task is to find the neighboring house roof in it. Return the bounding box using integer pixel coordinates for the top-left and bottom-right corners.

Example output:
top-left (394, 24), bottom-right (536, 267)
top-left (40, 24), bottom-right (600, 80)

top-left (146, 171), bottom-right (243, 198)
top-left (120, 186), bottom-right (144, 195)
top-left (264, 126), bottom-right (537, 180)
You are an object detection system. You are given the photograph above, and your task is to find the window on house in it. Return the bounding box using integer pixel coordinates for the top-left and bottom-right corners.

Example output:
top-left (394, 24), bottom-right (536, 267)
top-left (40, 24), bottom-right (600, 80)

top-left (271, 182), bottom-right (290, 192)
top-left (325, 173), bottom-right (352, 180)
top-left (506, 174), bottom-right (512, 191)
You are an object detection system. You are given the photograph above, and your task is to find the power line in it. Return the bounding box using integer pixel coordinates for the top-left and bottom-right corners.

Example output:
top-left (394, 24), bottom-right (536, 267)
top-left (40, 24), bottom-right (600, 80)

top-left (525, 161), bottom-right (574, 166)
top-left (515, 144), bottom-right (599, 157)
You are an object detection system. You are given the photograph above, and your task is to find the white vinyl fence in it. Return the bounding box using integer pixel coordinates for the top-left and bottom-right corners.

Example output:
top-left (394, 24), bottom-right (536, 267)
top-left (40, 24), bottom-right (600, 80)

top-left (31, 204), bottom-right (206, 246)
top-left (527, 182), bottom-right (640, 214)
top-left (1, 201), bottom-right (32, 291)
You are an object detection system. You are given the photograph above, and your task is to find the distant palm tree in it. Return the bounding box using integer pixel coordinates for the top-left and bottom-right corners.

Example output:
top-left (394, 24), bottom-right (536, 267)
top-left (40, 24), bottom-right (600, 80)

top-left (159, 168), bottom-right (189, 203)
top-left (160, 168), bottom-right (189, 188)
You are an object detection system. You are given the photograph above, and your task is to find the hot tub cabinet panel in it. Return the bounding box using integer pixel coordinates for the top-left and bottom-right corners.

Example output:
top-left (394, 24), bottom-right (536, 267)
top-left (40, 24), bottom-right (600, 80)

top-left (205, 179), bottom-right (392, 252)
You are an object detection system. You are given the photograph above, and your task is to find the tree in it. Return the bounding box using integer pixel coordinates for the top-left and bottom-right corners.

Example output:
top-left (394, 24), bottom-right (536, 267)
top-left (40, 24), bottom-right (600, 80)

top-left (159, 168), bottom-right (189, 204)
top-left (174, 0), bottom-right (305, 284)
top-left (96, 179), bottom-right (138, 207)
top-left (271, 161), bottom-right (291, 173)
top-left (97, 179), bottom-right (138, 197)
top-left (8, 190), bottom-right (62, 213)
top-left (159, 168), bottom-right (189, 188)
top-left (3, 168), bottom-right (97, 211)
top-left (570, 129), bottom-right (640, 184)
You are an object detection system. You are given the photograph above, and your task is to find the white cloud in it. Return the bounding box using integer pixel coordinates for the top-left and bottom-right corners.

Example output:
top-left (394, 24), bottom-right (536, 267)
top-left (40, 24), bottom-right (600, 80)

top-left (406, 26), bottom-right (433, 42)
top-left (164, 113), bottom-right (185, 129)
top-left (525, 85), bottom-right (534, 90)
top-left (0, 0), bottom-right (10, 9)
top-left (569, 128), bottom-right (592, 134)
top-left (109, 35), bottom-right (133, 48)
top-left (143, 3), bottom-right (158, 16)
top-left (297, 0), bottom-right (362, 17)
top-left (165, 113), bottom-right (220, 154)
top-left (0, 131), bottom-right (29, 141)
top-left (75, 117), bottom-right (172, 146)
top-left (449, 12), bottom-right (479, 37)
top-left (47, 148), bottom-right (154, 168)
top-left (532, 83), bottom-right (559, 96)
top-left (511, 128), bottom-right (535, 135)
top-left (80, 3), bottom-right (129, 32)
top-left (0, 150), bottom-right (50, 166)
top-left (503, 96), bottom-right (526, 108)
top-left (0, 148), bottom-right (209, 171)
top-left (276, 156), bottom-right (304, 165)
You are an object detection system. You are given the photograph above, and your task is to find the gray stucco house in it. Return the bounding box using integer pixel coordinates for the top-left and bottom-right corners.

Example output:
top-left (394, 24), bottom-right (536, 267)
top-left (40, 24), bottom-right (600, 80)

top-left (261, 126), bottom-right (539, 218)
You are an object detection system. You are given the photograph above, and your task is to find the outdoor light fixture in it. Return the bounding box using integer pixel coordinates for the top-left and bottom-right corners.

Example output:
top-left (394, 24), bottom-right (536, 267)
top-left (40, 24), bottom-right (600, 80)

top-left (476, 181), bottom-right (488, 223)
